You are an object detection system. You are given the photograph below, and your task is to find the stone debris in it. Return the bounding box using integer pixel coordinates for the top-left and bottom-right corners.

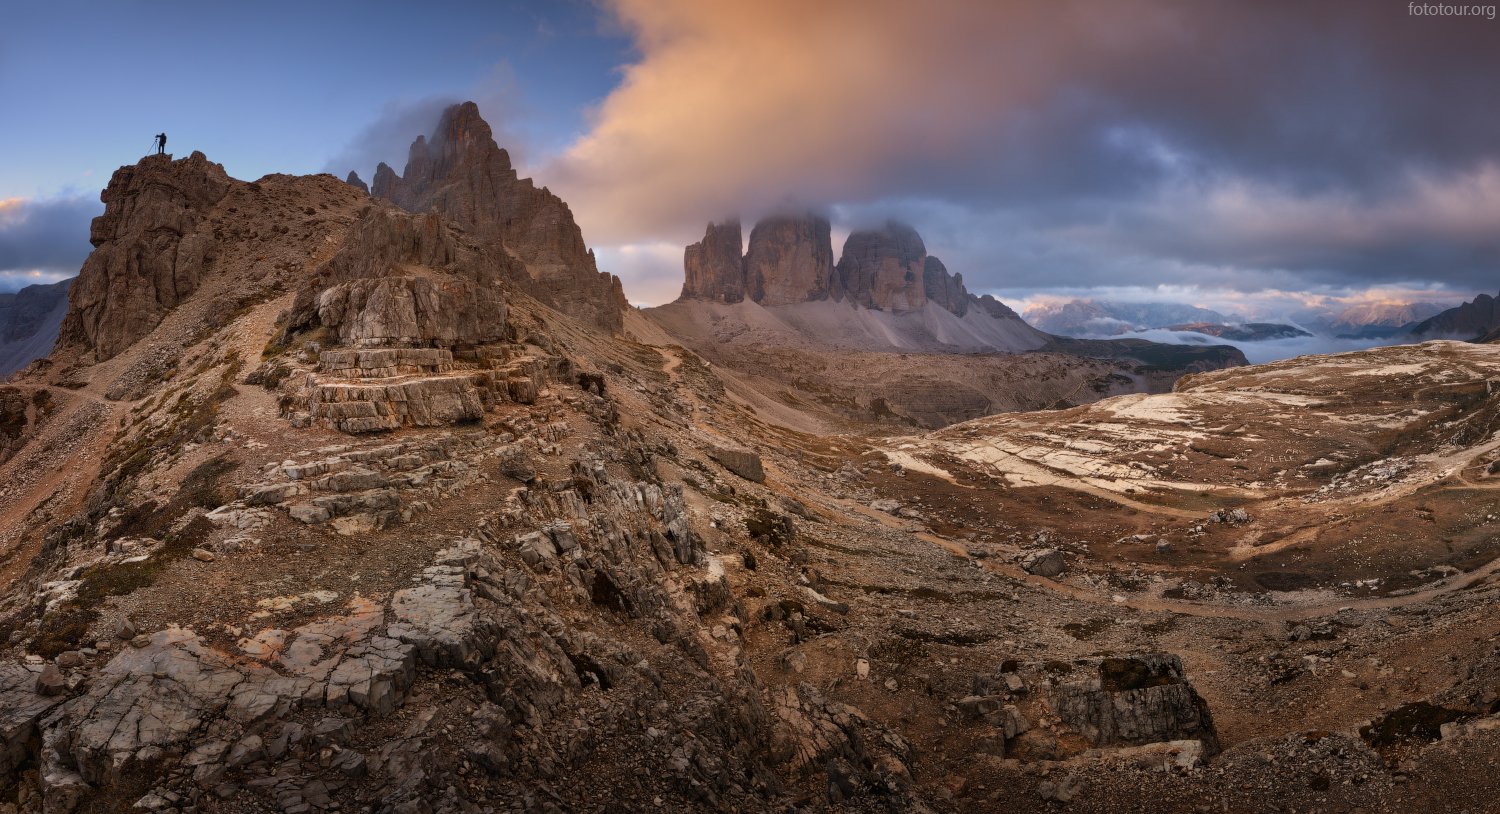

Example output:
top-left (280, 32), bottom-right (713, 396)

top-left (1021, 548), bottom-right (1067, 578)
top-left (709, 444), bottom-right (765, 483)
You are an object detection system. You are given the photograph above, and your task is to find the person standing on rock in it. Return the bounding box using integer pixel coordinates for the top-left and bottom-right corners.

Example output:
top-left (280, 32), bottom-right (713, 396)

top-left (154, 132), bottom-right (166, 155)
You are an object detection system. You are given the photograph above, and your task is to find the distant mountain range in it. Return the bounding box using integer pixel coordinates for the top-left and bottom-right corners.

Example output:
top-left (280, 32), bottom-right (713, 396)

top-left (1025, 297), bottom-right (1463, 343)
top-left (0, 278), bottom-right (71, 378)
top-left (1024, 299), bottom-right (1239, 336)
top-left (1325, 300), bottom-right (1446, 332)
top-left (1166, 322), bottom-right (1312, 342)
top-left (1408, 292), bottom-right (1500, 341)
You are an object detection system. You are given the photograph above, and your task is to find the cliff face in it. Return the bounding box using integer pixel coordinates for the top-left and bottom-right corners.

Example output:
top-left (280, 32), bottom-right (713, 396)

top-left (58, 152), bottom-right (232, 360)
top-left (286, 205), bottom-right (518, 349)
top-left (681, 219), bottom-right (745, 303)
top-left (921, 256), bottom-right (968, 317)
top-left (744, 214), bottom-right (837, 306)
top-left (677, 216), bottom-right (983, 319)
top-left (369, 102), bottom-right (626, 333)
top-left (836, 221), bottom-right (928, 312)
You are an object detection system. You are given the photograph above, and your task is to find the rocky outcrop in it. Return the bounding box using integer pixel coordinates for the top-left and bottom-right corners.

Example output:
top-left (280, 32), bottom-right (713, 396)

top-left (972, 293), bottom-right (1023, 321)
top-left (291, 207), bottom-right (513, 348)
top-left (1050, 654), bottom-right (1220, 753)
top-left (835, 221), bottom-right (929, 312)
top-left (674, 216), bottom-right (997, 322)
top-left (58, 152), bottom-right (232, 360)
top-left (8, 451), bottom-right (924, 812)
top-left (368, 101), bottom-right (626, 333)
top-left (921, 256), bottom-right (968, 317)
top-left (682, 219), bottom-right (746, 303)
top-left (968, 653), bottom-right (1219, 761)
top-left (744, 214), bottom-right (837, 306)
top-left (344, 171), bottom-right (369, 194)
top-left (271, 203), bottom-right (570, 435)
top-left (0, 278), bottom-right (71, 377)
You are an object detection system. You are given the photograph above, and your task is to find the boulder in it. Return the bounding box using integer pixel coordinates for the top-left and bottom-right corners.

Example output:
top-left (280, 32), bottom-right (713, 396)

top-left (1050, 654), bottom-right (1220, 754)
top-left (709, 445), bottom-right (765, 483)
top-left (1, 663), bottom-right (65, 774)
top-left (1021, 548), bottom-right (1066, 578)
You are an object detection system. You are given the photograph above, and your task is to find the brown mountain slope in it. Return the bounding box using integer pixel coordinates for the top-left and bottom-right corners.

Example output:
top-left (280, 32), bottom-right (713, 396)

top-left (0, 144), bottom-right (1495, 814)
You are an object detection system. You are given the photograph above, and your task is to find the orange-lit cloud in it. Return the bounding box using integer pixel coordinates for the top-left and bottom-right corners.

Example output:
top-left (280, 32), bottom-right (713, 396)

top-left (547, 0), bottom-right (1500, 303)
top-left (551, 0), bottom-right (1115, 243)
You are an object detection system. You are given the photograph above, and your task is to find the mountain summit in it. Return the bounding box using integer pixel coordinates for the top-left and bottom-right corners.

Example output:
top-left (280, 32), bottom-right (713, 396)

top-left (369, 102), bottom-right (626, 334)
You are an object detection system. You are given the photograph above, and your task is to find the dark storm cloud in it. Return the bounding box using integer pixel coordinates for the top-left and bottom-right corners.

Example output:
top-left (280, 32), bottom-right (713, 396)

top-left (0, 194), bottom-right (99, 283)
top-left (558, 0), bottom-right (1500, 302)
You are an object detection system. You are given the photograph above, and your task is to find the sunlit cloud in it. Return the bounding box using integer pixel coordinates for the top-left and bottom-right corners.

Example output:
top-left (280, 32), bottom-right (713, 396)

top-left (538, 0), bottom-right (1500, 310)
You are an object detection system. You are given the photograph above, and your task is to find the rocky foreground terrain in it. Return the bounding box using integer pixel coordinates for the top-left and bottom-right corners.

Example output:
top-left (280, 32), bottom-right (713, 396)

top-left (0, 105), bottom-right (1498, 813)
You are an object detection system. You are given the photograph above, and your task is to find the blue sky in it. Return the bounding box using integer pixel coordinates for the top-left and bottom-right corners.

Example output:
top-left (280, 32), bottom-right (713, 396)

top-left (3, 1), bottom-right (1500, 320)
top-left (0, 0), bottom-right (627, 195)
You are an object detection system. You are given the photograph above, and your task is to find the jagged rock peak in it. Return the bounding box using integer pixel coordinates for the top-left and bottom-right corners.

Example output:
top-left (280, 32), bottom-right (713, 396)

top-left (922, 255), bottom-right (969, 317)
top-left (745, 213), bottom-right (836, 306)
top-left (345, 170), bottom-right (369, 194)
top-left (369, 101), bottom-right (625, 334)
top-left (58, 152), bottom-right (232, 360)
top-left (681, 219), bottom-right (745, 303)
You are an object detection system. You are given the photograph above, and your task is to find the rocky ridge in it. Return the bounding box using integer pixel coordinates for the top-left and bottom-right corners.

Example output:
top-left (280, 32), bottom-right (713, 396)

top-left (1410, 290), bottom-right (1500, 341)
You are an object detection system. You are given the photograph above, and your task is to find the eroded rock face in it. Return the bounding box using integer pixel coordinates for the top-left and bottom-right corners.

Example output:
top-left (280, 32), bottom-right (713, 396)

top-left (344, 171), bottom-right (369, 194)
top-left (369, 101), bottom-right (626, 333)
top-left (675, 215), bottom-right (1004, 324)
top-left (836, 221), bottom-right (929, 312)
top-left (58, 152), bottom-right (232, 360)
top-left (745, 214), bottom-right (837, 306)
top-left (682, 220), bottom-right (746, 303)
top-left (921, 256), bottom-right (969, 317)
top-left (292, 207), bottom-right (511, 348)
